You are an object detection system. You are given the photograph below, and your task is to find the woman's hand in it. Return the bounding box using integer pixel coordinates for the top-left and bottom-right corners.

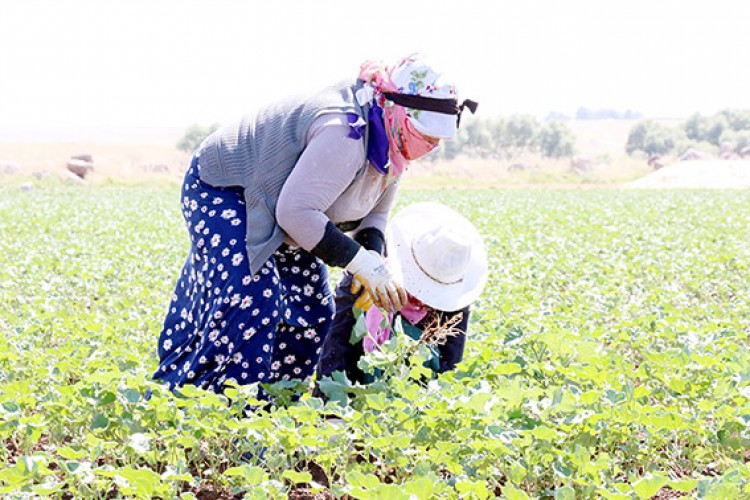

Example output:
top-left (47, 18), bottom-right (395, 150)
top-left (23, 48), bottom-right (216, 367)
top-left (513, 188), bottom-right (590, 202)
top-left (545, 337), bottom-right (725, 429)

top-left (351, 276), bottom-right (374, 310)
top-left (345, 248), bottom-right (407, 311)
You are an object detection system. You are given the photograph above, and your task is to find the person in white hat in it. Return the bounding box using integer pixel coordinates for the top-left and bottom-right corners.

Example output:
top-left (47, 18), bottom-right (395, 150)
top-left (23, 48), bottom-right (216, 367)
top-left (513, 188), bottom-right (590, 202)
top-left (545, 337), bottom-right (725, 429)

top-left (315, 202), bottom-right (487, 388)
top-left (154, 53), bottom-right (478, 397)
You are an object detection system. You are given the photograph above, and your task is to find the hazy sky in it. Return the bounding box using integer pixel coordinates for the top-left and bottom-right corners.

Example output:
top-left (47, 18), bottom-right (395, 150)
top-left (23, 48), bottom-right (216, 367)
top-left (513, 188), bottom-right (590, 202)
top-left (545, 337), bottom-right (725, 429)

top-left (2, 0), bottom-right (749, 134)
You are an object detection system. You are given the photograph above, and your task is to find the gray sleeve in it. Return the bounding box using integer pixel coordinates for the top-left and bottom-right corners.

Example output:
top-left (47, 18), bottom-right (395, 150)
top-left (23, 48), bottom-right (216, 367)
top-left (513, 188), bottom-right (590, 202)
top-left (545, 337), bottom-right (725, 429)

top-left (356, 181), bottom-right (399, 235)
top-left (276, 122), bottom-right (366, 251)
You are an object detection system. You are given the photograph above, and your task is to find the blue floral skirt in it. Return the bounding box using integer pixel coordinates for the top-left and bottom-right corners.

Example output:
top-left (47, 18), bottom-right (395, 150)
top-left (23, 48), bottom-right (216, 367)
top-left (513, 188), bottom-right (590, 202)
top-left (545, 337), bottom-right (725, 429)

top-left (153, 156), bottom-right (334, 393)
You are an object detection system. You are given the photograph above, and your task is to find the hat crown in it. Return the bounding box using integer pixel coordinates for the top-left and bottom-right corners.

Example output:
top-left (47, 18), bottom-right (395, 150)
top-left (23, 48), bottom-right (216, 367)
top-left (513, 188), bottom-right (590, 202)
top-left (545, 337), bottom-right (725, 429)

top-left (411, 226), bottom-right (472, 285)
top-left (389, 54), bottom-right (460, 139)
top-left (390, 55), bottom-right (457, 100)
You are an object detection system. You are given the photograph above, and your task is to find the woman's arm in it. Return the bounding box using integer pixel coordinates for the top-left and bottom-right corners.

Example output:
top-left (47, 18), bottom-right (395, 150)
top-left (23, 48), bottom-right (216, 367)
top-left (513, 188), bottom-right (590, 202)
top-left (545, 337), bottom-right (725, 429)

top-left (276, 121), bottom-right (365, 267)
top-left (353, 183), bottom-right (398, 255)
top-left (277, 116), bottom-right (408, 311)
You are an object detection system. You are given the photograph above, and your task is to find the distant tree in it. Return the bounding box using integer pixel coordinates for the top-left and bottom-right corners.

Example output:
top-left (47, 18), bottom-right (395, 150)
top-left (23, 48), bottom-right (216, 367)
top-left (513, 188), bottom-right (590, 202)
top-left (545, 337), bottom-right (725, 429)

top-left (461, 117), bottom-right (494, 157)
top-left (537, 121), bottom-right (576, 158)
top-left (177, 123), bottom-right (221, 153)
top-left (434, 133), bottom-right (464, 161)
top-left (626, 122), bottom-right (649, 155)
top-left (545, 111), bottom-right (571, 121)
top-left (626, 120), bottom-right (683, 156)
top-left (505, 115), bottom-right (539, 156)
top-left (719, 129), bottom-right (750, 153)
top-left (427, 114), bottom-right (577, 160)
top-left (719, 109), bottom-right (750, 131)
top-left (683, 113), bottom-right (728, 145)
top-left (576, 107), bottom-right (643, 120)
top-left (672, 138), bottom-right (717, 157)
top-left (621, 109), bottom-right (643, 120)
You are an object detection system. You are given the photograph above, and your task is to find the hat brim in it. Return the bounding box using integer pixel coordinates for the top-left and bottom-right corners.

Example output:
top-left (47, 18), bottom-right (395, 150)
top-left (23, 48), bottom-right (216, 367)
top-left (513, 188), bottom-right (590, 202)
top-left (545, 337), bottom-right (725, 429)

top-left (388, 202), bottom-right (487, 312)
top-left (409, 111), bottom-right (458, 139)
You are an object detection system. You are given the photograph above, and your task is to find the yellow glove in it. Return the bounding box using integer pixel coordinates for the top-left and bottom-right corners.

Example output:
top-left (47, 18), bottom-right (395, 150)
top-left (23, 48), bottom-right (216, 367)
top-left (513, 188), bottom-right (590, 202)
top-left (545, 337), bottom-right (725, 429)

top-left (345, 248), bottom-right (408, 311)
top-left (351, 276), bottom-right (374, 311)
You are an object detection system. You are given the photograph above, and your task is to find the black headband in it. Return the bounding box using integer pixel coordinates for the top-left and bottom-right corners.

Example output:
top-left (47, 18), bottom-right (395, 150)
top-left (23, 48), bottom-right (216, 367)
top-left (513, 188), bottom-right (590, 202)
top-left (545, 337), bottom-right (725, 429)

top-left (382, 92), bottom-right (478, 128)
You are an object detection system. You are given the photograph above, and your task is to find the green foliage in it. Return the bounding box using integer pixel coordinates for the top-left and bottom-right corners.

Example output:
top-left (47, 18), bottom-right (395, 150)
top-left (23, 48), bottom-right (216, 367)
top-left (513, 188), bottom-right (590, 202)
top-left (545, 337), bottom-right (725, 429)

top-left (672, 139), bottom-right (717, 157)
top-left (719, 129), bottom-right (750, 152)
top-left (431, 115), bottom-right (577, 161)
top-left (538, 121), bottom-right (576, 158)
top-left (628, 109), bottom-right (750, 156)
top-left (176, 123), bottom-right (220, 153)
top-left (719, 109), bottom-right (750, 131)
top-left (1, 187), bottom-right (750, 498)
top-left (684, 113), bottom-right (728, 146)
top-left (625, 120), bottom-right (684, 155)
top-left (575, 107), bottom-right (642, 120)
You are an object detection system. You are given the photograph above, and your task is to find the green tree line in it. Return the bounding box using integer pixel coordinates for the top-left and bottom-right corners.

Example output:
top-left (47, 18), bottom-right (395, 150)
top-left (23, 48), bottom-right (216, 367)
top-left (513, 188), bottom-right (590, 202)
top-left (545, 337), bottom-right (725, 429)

top-left (429, 115), bottom-right (576, 161)
top-left (626, 109), bottom-right (750, 157)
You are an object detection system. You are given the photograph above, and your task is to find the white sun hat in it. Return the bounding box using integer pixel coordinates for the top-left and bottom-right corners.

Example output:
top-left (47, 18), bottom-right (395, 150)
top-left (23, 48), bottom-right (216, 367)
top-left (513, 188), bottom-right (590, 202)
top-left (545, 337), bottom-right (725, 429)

top-left (388, 202), bottom-right (488, 312)
top-left (389, 55), bottom-right (462, 139)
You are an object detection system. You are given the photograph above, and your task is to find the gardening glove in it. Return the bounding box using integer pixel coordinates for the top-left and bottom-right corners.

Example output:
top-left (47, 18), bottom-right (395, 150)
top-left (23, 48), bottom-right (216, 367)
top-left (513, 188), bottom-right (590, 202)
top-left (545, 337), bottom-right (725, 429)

top-left (351, 276), bottom-right (374, 311)
top-left (345, 248), bottom-right (407, 311)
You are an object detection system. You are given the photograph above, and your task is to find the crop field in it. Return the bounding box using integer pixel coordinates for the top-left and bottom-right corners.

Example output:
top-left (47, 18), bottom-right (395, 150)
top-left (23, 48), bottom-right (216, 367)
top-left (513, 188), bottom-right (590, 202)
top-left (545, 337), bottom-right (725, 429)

top-left (0, 186), bottom-right (749, 499)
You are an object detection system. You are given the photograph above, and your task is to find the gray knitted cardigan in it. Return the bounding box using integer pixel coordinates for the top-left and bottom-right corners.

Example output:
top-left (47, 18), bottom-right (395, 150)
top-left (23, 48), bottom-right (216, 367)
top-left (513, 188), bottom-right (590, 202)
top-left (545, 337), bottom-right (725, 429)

top-left (196, 79), bottom-right (368, 275)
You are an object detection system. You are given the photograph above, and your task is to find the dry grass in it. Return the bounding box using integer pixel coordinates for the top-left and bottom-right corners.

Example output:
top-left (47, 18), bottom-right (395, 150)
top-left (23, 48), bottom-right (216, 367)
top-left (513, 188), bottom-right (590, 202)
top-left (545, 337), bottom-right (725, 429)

top-left (0, 140), bottom-right (189, 186)
top-left (402, 155), bottom-right (650, 189)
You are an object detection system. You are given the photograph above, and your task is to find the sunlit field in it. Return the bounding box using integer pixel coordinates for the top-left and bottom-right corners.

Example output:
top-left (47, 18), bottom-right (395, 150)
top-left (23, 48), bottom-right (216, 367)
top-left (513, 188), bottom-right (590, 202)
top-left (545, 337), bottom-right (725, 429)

top-left (0, 186), bottom-right (749, 499)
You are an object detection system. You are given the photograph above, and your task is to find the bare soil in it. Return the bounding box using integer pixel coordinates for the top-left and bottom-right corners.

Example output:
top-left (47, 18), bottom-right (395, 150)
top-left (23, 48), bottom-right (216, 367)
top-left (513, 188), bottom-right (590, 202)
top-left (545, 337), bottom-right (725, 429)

top-left (626, 160), bottom-right (750, 189)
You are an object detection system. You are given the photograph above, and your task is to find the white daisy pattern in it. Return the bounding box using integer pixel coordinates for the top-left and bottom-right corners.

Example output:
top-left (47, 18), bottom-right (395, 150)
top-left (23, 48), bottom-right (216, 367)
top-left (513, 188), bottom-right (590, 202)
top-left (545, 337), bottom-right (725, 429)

top-left (154, 161), bottom-right (334, 395)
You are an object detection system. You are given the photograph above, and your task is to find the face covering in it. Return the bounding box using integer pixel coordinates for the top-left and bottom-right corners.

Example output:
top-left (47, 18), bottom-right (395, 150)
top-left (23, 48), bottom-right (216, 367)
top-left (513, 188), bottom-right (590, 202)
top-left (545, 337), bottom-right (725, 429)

top-left (400, 117), bottom-right (439, 160)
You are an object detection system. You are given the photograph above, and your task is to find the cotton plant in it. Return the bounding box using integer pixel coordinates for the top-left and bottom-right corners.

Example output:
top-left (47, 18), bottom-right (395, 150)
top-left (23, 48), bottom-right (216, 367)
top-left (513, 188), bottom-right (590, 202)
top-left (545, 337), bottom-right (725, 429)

top-left (314, 306), bottom-right (461, 409)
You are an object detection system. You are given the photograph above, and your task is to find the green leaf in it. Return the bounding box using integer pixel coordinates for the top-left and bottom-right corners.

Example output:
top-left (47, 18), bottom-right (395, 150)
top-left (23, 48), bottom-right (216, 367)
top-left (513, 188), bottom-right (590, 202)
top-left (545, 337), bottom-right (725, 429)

top-left (222, 465), bottom-right (267, 485)
top-left (96, 391), bottom-right (117, 405)
top-left (402, 477), bottom-right (436, 499)
top-left (56, 446), bottom-right (86, 459)
top-left (282, 470), bottom-right (312, 484)
top-left (632, 474), bottom-right (668, 499)
top-left (465, 392), bottom-right (492, 412)
top-left (350, 308), bottom-right (369, 344)
top-left (530, 425), bottom-right (559, 441)
top-left (32, 481), bottom-right (65, 495)
top-left (597, 490), bottom-right (631, 500)
top-left (494, 362), bottom-right (522, 375)
top-left (121, 388), bottom-right (142, 403)
top-left (364, 392), bottom-right (388, 411)
top-left (668, 478), bottom-right (698, 493)
top-left (316, 371), bottom-right (353, 406)
top-left (555, 486), bottom-right (576, 500)
top-left (347, 470), bottom-right (380, 490)
top-left (503, 485), bottom-right (531, 500)
top-left (116, 466), bottom-right (163, 497)
top-left (456, 479), bottom-right (490, 499)
top-left (2, 401), bottom-right (20, 412)
top-left (91, 413), bottom-right (109, 430)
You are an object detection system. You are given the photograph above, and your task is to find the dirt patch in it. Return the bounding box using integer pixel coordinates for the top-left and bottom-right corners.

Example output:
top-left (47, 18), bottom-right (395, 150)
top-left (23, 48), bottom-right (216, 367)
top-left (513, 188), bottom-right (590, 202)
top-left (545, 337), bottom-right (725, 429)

top-left (626, 160), bottom-right (750, 189)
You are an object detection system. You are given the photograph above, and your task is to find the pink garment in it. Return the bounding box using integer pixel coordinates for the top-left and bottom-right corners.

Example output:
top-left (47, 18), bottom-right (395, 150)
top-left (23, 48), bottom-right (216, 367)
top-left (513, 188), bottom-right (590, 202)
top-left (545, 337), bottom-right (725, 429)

top-left (400, 300), bottom-right (429, 324)
top-left (362, 307), bottom-right (392, 353)
top-left (358, 55), bottom-right (438, 177)
top-left (399, 117), bottom-right (439, 160)
top-left (361, 297), bottom-right (429, 353)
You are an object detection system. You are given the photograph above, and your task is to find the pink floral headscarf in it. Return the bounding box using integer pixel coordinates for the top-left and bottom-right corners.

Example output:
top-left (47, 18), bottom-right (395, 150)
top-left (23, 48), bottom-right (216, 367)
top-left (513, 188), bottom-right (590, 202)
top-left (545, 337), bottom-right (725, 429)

top-left (358, 54), bottom-right (440, 177)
